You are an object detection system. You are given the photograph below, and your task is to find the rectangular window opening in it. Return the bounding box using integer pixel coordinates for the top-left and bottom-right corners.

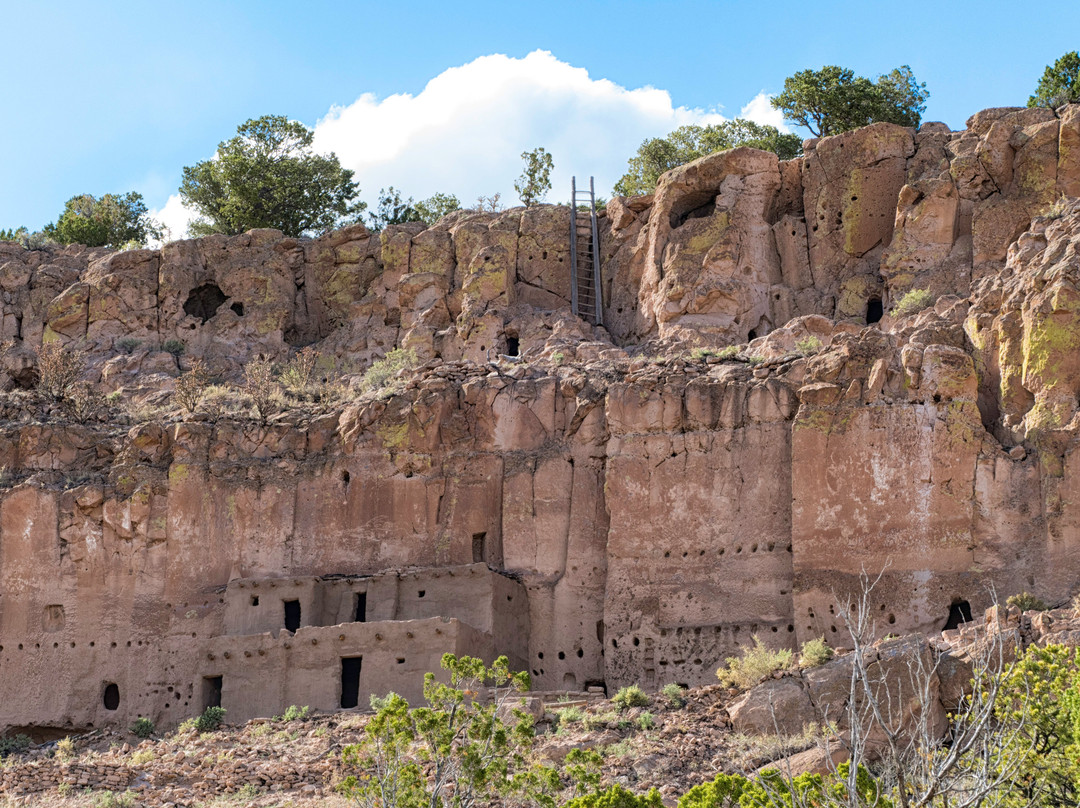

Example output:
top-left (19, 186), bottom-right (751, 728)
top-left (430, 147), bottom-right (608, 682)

top-left (472, 532), bottom-right (487, 564)
top-left (202, 675), bottom-right (223, 709)
top-left (353, 592), bottom-right (367, 623)
top-left (283, 599), bottom-right (301, 633)
top-left (340, 657), bottom-right (362, 709)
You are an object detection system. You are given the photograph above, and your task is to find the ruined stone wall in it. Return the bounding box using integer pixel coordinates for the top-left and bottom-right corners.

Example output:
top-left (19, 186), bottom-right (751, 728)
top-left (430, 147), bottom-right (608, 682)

top-left (4, 104), bottom-right (1080, 735)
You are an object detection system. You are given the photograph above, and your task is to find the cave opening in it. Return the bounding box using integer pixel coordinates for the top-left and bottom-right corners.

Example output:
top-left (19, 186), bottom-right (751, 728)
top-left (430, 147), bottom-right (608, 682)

top-left (102, 683), bottom-right (120, 711)
top-left (866, 298), bottom-right (884, 324)
top-left (183, 284), bottom-right (227, 323)
top-left (505, 335), bottom-right (520, 357)
top-left (943, 599), bottom-right (973, 631)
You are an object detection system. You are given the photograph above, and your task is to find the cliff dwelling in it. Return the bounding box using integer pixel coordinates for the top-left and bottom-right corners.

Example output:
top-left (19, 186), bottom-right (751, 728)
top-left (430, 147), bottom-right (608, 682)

top-left (2, 105), bottom-right (1080, 735)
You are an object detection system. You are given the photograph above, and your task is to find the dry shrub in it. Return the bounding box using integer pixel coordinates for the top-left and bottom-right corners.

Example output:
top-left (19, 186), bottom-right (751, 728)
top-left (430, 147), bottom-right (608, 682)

top-left (717, 635), bottom-right (793, 690)
top-left (36, 340), bottom-right (85, 401)
top-left (174, 359), bottom-right (211, 414)
top-left (244, 357), bottom-right (278, 420)
top-left (281, 346), bottom-right (319, 391)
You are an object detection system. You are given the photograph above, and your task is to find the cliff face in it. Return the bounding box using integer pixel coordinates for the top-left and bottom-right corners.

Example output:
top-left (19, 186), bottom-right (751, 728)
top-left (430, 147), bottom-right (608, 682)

top-left (3, 104), bottom-right (1080, 735)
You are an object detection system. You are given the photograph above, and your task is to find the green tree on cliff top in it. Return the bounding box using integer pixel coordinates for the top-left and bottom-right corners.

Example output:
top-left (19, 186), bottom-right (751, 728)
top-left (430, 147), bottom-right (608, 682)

top-left (179, 114), bottom-right (365, 238)
top-left (1029, 51), bottom-right (1080, 107)
top-left (771, 65), bottom-right (928, 137)
top-left (614, 119), bottom-right (802, 197)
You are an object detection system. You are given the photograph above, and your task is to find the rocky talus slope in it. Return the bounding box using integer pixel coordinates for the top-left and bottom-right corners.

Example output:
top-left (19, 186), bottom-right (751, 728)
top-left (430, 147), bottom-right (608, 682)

top-left (1, 104), bottom-right (1080, 747)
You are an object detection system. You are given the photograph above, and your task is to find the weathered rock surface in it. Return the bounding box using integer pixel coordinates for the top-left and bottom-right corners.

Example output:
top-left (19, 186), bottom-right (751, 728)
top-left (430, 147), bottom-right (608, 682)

top-left (3, 105), bottom-right (1080, 742)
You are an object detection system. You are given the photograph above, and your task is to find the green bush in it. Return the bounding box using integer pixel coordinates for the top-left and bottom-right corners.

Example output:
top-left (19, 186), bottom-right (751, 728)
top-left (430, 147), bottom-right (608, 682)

top-left (799, 637), bottom-right (834, 668)
top-left (1007, 591), bottom-right (1049, 612)
top-left (186, 706), bottom-right (226, 733)
top-left (275, 704), bottom-right (310, 722)
top-left (161, 339), bottom-right (186, 357)
top-left (636, 710), bottom-right (655, 730)
top-left (717, 635), bottom-right (793, 690)
top-left (361, 348), bottom-right (418, 394)
top-left (612, 684), bottom-right (650, 711)
top-left (677, 772), bottom-right (749, 808)
top-left (794, 336), bottom-right (822, 356)
top-left (116, 337), bottom-right (141, 355)
top-left (892, 288), bottom-right (934, 317)
top-left (564, 785), bottom-right (663, 808)
top-left (660, 682), bottom-right (687, 708)
top-left (554, 705), bottom-right (586, 725)
top-left (0, 733), bottom-right (31, 757)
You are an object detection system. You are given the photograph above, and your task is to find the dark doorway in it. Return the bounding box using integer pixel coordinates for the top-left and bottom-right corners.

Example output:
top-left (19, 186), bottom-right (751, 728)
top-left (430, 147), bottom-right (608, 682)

top-left (230, 302), bottom-right (244, 316)
top-left (102, 683), bottom-right (120, 711)
top-left (943, 600), bottom-right (973, 631)
top-left (203, 676), bottom-right (223, 709)
top-left (283, 600), bottom-right (301, 633)
top-left (866, 298), bottom-right (884, 324)
top-left (505, 336), bottom-right (520, 357)
top-left (747, 329), bottom-right (758, 340)
top-left (340, 657), bottom-right (362, 708)
top-left (472, 532), bottom-right (487, 564)
top-left (353, 592), bottom-right (367, 623)
top-left (183, 284), bottom-right (227, 323)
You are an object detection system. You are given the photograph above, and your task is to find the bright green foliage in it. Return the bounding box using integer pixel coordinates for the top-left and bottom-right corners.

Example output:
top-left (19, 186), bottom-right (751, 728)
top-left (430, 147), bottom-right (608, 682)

top-left (414, 193), bottom-right (461, 226)
top-left (612, 684), bottom-right (650, 710)
top-left (614, 120), bottom-right (802, 196)
top-left (515, 147), bottom-right (554, 206)
top-left (129, 717), bottom-right (155, 738)
top-left (180, 115), bottom-right (364, 237)
top-left (717, 635), bottom-right (793, 690)
top-left (660, 682), bottom-right (687, 708)
top-left (677, 772), bottom-right (749, 808)
top-left (361, 348), bottom-right (418, 394)
top-left (276, 704), bottom-right (310, 722)
top-left (191, 706), bottom-right (226, 733)
top-left (892, 288), bottom-right (934, 317)
top-left (1007, 591), bottom-right (1049, 612)
top-left (368, 187), bottom-right (423, 232)
top-left (794, 336), bottom-right (823, 357)
top-left (742, 763), bottom-right (891, 808)
top-left (995, 644), bottom-right (1080, 806)
top-left (339, 655), bottom-right (536, 808)
top-left (564, 748), bottom-right (604, 798)
top-left (771, 65), bottom-right (928, 137)
top-left (1029, 51), bottom-right (1080, 107)
top-left (42, 192), bottom-right (162, 248)
top-left (564, 785), bottom-right (664, 808)
top-left (799, 636), bottom-right (833, 667)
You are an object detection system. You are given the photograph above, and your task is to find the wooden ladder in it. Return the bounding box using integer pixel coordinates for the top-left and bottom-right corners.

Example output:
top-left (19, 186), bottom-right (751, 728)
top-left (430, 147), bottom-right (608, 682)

top-left (570, 176), bottom-right (603, 326)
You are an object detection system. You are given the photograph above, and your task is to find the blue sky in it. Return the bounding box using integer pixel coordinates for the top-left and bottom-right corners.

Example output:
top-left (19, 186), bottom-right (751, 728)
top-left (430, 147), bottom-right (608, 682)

top-left (3, 0), bottom-right (1078, 235)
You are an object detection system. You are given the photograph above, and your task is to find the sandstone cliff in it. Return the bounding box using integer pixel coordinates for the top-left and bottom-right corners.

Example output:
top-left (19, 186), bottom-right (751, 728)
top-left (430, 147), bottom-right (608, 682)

top-left (2, 103), bottom-right (1080, 736)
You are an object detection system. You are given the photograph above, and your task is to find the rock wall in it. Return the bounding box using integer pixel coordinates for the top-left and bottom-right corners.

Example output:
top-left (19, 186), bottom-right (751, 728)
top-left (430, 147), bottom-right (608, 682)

top-left (4, 104), bottom-right (1080, 734)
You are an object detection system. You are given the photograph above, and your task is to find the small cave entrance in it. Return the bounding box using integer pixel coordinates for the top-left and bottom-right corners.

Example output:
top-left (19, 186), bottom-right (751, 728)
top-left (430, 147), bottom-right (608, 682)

top-left (943, 599), bottom-right (973, 631)
top-left (669, 191), bottom-right (718, 229)
top-left (102, 683), bottom-right (120, 711)
top-left (202, 675), bottom-right (222, 709)
top-left (283, 600), bottom-right (301, 633)
top-left (472, 532), bottom-right (487, 564)
top-left (866, 298), bottom-right (884, 324)
top-left (747, 329), bottom-right (758, 341)
top-left (340, 657), bottom-right (362, 709)
top-left (353, 592), bottom-right (367, 623)
top-left (183, 284), bottom-right (227, 324)
top-left (230, 302), bottom-right (244, 317)
top-left (505, 335), bottom-right (520, 357)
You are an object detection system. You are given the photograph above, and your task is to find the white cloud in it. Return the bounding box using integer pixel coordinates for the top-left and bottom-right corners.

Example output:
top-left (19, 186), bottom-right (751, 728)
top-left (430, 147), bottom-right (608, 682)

top-left (150, 192), bottom-right (197, 245)
top-left (152, 51), bottom-right (784, 238)
top-left (740, 91), bottom-right (791, 133)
